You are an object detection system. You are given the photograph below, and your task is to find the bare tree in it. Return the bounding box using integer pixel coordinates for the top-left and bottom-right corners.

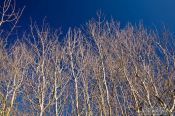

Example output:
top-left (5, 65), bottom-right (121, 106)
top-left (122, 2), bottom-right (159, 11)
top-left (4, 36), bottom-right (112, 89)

top-left (0, 39), bottom-right (32, 115)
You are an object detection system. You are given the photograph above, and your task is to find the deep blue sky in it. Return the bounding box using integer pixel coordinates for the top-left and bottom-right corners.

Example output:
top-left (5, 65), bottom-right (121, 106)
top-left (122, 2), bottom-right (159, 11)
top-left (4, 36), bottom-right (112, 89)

top-left (9, 0), bottom-right (175, 33)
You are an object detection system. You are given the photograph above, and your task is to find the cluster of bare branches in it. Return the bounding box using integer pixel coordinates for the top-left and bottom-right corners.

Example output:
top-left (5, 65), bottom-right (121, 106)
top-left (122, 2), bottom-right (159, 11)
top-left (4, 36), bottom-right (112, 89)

top-left (0, 18), bottom-right (174, 116)
top-left (0, 0), bottom-right (24, 41)
top-left (0, 1), bottom-right (175, 116)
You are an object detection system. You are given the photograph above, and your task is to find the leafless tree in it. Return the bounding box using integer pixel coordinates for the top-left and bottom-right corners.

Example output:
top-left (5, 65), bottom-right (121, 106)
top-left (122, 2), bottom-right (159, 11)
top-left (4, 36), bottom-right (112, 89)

top-left (0, 39), bottom-right (32, 115)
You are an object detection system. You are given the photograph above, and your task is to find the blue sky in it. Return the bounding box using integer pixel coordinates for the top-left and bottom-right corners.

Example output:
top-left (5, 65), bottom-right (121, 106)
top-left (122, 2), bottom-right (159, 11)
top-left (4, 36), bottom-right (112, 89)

top-left (14, 0), bottom-right (175, 33)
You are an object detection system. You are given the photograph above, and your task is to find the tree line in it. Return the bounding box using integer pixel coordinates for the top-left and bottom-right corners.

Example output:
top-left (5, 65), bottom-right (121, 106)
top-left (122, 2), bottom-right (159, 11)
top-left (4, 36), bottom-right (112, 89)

top-left (0, 0), bottom-right (175, 116)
